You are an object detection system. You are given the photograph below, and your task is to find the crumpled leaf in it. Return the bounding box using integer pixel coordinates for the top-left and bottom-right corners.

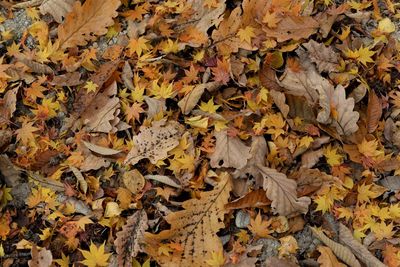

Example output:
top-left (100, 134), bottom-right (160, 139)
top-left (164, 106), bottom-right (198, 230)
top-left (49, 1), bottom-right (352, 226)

top-left (144, 172), bottom-right (232, 267)
top-left (303, 40), bottom-right (339, 73)
top-left (39, 0), bottom-right (75, 23)
top-left (81, 81), bottom-right (120, 133)
top-left (233, 136), bottom-right (267, 180)
top-left (57, 0), bottom-right (121, 49)
top-left (0, 87), bottom-right (18, 124)
top-left (260, 165), bottom-right (310, 217)
top-left (124, 121), bottom-right (180, 165)
top-left (115, 210), bottom-right (148, 267)
top-left (209, 130), bottom-right (251, 169)
top-left (366, 90), bottom-right (382, 133)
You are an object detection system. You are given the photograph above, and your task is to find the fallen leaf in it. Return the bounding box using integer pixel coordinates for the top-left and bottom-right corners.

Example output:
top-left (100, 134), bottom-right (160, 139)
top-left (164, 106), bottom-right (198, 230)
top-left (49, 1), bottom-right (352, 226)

top-left (318, 246), bottom-right (346, 267)
top-left (303, 40), bottom-right (339, 72)
top-left (40, 0), bottom-right (75, 23)
top-left (366, 90), bottom-right (382, 133)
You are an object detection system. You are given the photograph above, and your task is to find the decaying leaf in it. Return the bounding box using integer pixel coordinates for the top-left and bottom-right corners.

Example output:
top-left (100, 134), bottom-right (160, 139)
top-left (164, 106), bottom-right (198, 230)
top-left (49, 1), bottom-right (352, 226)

top-left (57, 0), bottom-right (121, 49)
top-left (209, 130), bottom-right (251, 169)
top-left (39, 0), bottom-right (75, 23)
top-left (115, 210), bottom-right (148, 267)
top-left (367, 90), bottom-right (382, 133)
top-left (0, 87), bottom-right (18, 123)
top-left (70, 166), bottom-right (88, 194)
top-left (225, 189), bottom-right (270, 210)
top-left (263, 16), bottom-right (319, 42)
top-left (124, 121), bottom-right (180, 165)
top-left (260, 165), bottom-right (310, 217)
top-left (144, 172), bottom-right (232, 267)
top-left (122, 169), bottom-right (145, 195)
top-left (83, 141), bottom-right (121, 156)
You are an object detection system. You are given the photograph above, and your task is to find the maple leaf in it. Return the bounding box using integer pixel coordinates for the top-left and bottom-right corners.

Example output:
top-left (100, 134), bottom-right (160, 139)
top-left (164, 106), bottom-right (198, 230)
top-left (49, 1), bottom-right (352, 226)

top-left (317, 246), bottom-right (346, 267)
top-left (357, 183), bottom-right (386, 203)
top-left (124, 102), bottom-right (144, 123)
top-left (127, 37), bottom-right (150, 57)
top-left (248, 212), bottom-right (271, 238)
top-left (79, 242), bottom-right (111, 267)
top-left (84, 81), bottom-right (98, 93)
top-left (236, 26), bottom-right (256, 44)
top-left (199, 98), bottom-right (220, 113)
top-left (205, 249), bottom-right (226, 267)
top-left (15, 121), bottom-right (39, 145)
top-left (57, 0), bottom-right (121, 49)
top-left (211, 58), bottom-right (230, 85)
top-left (324, 145), bottom-right (343, 167)
top-left (344, 46), bottom-right (376, 66)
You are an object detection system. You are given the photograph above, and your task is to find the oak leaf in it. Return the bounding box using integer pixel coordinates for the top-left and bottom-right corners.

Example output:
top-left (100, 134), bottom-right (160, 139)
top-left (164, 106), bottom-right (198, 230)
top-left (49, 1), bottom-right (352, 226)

top-left (144, 172), bottom-right (232, 267)
top-left (318, 246), bottom-right (346, 267)
top-left (39, 0), bottom-right (75, 23)
top-left (209, 130), bottom-right (251, 169)
top-left (259, 165), bottom-right (310, 216)
top-left (57, 0), bottom-right (121, 49)
top-left (124, 121), bottom-right (180, 165)
top-left (115, 210), bottom-right (148, 267)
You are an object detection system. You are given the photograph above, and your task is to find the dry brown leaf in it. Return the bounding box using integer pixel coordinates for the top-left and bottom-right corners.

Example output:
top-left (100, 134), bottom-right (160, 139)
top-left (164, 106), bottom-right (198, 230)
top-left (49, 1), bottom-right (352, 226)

top-left (145, 174), bottom-right (181, 189)
top-left (124, 121), bottom-right (180, 165)
top-left (50, 72), bottom-right (82, 86)
top-left (81, 81), bottom-right (120, 133)
top-left (70, 166), bottom-right (87, 194)
top-left (318, 246), bottom-right (347, 267)
top-left (39, 0), bottom-right (75, 23)
top-left (57, 0), bottom-right (121, 49)
top-left (0, 155), bottom-right (21, 187)
top-left (0, 87), bottom-right (18, 124)
top-left (179, 0), bottom-right (225, 48)
top-left (83, 141), bottom-right (121, 156)
top-left (209, 130), bottom-right (251, 169)
top-left (269, 90), bottom-right (289, 118)
top-left (233, 136), bottom-right (267, 180)
top-left (144, 172), bottom-right (232, 267)
top-left (80, 154), bottom-right (110, 172)
top-left (115, 210), bottom-right (148, 267)
top-left (303, 40), bottom-right (339, 73)
top-left (338, 224), bottom-right (386, 267)
top-left (263, 16), bottom-right (319, 42)
top-left (264, 256), bottom-right (299, 267)
top-left (211, 6), bottom-right (242, 55)
top-left (178, 82), bottom-right (220, 115)
top-left (367, 90), bottom-right (382, 133)
top-left (28, 245), bottom-right (52, 267)
top-left (259, 165), bottom-right (310, 216)
top-left (311, 227), bottom-right (361, 267)
top-left (301, 148), bottom-right (324, 169)
top-left (225, 189), bottom-right (270, 210)
top-left (18, 57), bottom-right (54, 74)
top-left (122, 169), bottom-right (145, 195)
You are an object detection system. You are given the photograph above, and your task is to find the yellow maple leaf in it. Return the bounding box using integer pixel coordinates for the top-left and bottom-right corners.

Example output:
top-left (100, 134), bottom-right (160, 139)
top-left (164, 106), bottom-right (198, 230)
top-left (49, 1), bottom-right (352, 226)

top-left (324, 145), bottom-right (343, 167)
top-left (54, 253), bottom-right (69, 267)
top-left (84, 81), bottom-right (98, 93)
top-left (199, 98), bottom-right (220, 114)
top-left (344, 45), bottom-right (376, 66)
top-left (127, 37), bottom-right (150, 57)
top-left (237, 26), bottom-right (256, 44)
top-left (248, 212), bottom-right (271, 238)
top-left (206, 249), bottom-right (225, 267)
top-left (15, 121), bottom-right (39, 145)
top-left (357, 183), bottom-right (386, 203)
top-left (372, 222), bottom-right (394, 240)
top-left (79, 242), bottom-right (111, 267)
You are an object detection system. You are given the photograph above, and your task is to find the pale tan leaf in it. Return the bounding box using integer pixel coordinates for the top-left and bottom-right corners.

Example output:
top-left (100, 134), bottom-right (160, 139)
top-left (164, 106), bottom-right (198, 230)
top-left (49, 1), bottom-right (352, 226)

top-left (209, 130), bottom-right (251, 169)
top-left (366, 90), bottom-right (382, 133)
top-left (338, 224), bottom-right (386, 267)
top-left (83, 141), bottom-right (121, 156)
top-left (57, 0), bottom-right (121, 49)
top-left (80, 154), bottom-right (110, 172)
top-left (260, 165), bottom-right (310, 216)
top-left (145, 172), bottom-right (232, 267)
top-left (40, 0), bottom-right (75, 23)
top-left (317, 246), bottom-right (346, 267)
top-left (303, 40), bottom-right (339, 73)
top-left (301, 148), bottom-right (324, 169)
top-left (124, 121), bottom-right (180, 165)
top-left (144, 174), bottom-right (181, 189)
top-left (28, 245), bottom-right (53, 267)
top-left (122, 169), bottom-right (145, 195)
top-left (144, 97), bottom-right (166, 119)
top-left (70, 166), bottom-right (87, 194)
top-left (269, 90), bottom-right (289, 118)
top-left (115, 210), bottom-right (148, 267)
top-left (0, 87), bottom-right (18, 123)
top-left (311, 227), bottom-right (361, 267)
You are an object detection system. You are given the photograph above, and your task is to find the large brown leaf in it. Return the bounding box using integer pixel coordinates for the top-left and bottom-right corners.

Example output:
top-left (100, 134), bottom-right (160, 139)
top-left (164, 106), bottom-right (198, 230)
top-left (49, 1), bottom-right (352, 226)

top-left (144, 172), bottom-right (232, 267)
top-left (57, 0), bottom-right (121, 49)
top-left (366, 90), bottom-right (382, 133)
